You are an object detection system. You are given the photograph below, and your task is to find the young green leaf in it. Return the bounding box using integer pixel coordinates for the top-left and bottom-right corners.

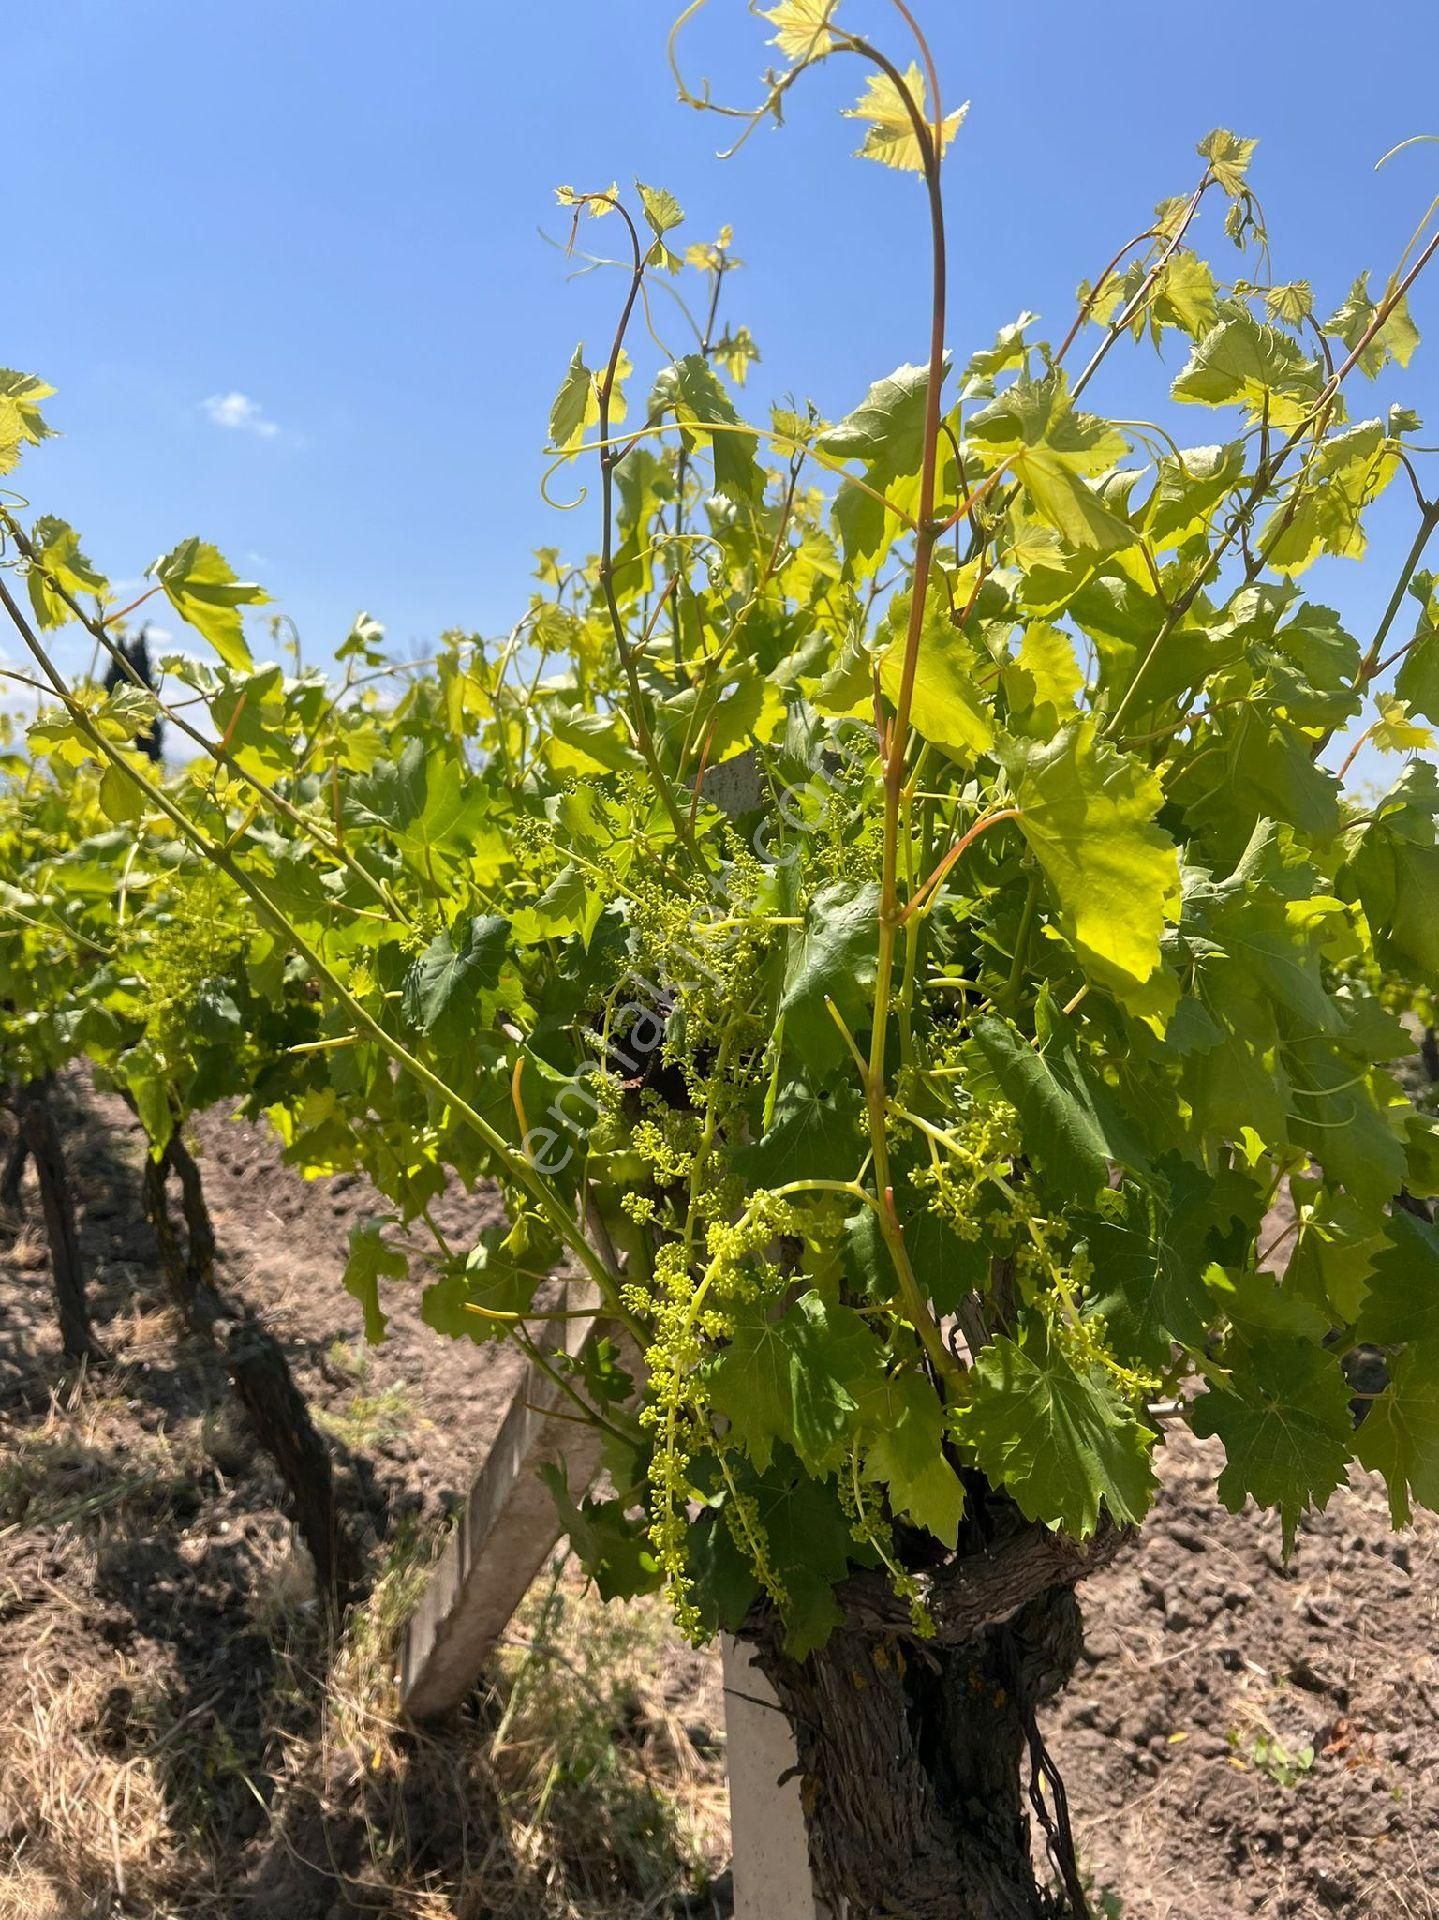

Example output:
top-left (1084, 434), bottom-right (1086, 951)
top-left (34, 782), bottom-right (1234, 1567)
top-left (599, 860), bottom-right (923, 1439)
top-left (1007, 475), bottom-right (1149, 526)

top-left (843, 63), bottom-right (967, 174)
top-left (763, 0), bottom-right (838, 61)
top-left (0, 368), bottom-right (55, 474)
top-left (649, 354), bottom-right (762, 508)
top-left (24, 517), bottom-right (108, 630)
top-left (149, 538), bottom-right (269, 671)
top-left (548, 343), bottom-right (592, 452)
top-left (1004, 721), bottom-right (1181, 1015)
top-left (1197, 128), bottom-right (1258, 197)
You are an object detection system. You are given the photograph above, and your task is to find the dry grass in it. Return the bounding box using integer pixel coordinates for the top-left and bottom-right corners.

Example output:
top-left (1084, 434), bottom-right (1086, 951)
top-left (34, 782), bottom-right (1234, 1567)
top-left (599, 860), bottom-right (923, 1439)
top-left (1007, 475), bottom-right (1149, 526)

top-left (0, 1372), bottom-right (203, 1539)
top-left (1, 1495), bottom-right (729, 1919)
top-left (488, 1556), bottom-right (730, 1912)
top-left (0, 1659), bottom-right (231, 1920)
top-left (0, 1374), bottom-right (235, 1918)
top-left (254, 1536), bottom-right (731, 1919)
top-left (0, 1275), bottom-right (729, 1920)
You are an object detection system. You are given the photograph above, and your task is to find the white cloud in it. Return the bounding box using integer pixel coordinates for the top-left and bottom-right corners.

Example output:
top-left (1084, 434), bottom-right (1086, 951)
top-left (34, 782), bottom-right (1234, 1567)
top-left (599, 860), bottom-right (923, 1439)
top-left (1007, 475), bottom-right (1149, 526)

top-left (202, 390), bottom-right (280, 438)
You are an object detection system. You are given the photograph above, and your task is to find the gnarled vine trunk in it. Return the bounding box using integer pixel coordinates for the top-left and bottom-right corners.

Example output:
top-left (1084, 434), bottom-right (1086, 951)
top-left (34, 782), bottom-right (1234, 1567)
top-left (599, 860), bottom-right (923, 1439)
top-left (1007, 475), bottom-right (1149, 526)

top-left (14, 1081), bottom-right (99, 1360)
top-left (141, 1130), bottom-right (362, 1610)
top-left (1, 1123), bottom-right (26, 1211)
top-left (746, 1507), bottom-right (1126, 1920)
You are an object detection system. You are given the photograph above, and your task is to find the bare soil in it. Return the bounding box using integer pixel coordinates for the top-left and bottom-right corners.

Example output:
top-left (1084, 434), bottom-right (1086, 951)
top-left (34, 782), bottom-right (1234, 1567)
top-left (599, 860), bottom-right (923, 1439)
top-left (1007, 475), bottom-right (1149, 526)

top-left (1052, 1429), bottom-right (1439, 1919)
top-left (0, 1070), bottom-right (1436, 1918)
top-left (0, 1072), bottom-right (728, 1919)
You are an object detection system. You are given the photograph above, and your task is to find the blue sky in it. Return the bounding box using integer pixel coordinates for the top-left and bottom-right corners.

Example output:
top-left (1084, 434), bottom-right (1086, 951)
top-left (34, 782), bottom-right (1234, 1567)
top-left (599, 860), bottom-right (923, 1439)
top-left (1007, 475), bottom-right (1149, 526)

top-left (8, 0), bottom-right (1439, 786)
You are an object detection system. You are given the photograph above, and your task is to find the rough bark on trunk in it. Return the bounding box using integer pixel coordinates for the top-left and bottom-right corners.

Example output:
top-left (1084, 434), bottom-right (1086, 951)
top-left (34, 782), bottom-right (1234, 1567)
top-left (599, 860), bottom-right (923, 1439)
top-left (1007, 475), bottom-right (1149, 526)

top-left (226, 1317), bottom-right (363, 1609)
top-left (747, 1510), bottom-right (1126, 1920)
top-left (142, 1133), bottom-right (361, 1611)
top-left (141, 1141), bottom-right (224, 1330)
top-left (18, 1087), bottom-right (98, 1360)
top-left (1, 1124), bottom-right (27, 1211)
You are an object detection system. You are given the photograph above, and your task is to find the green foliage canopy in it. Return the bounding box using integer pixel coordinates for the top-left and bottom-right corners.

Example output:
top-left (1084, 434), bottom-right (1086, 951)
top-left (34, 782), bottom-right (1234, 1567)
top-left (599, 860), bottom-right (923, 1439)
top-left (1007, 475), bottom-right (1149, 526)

top-left (4, 0), bottom-right (1439, 1654)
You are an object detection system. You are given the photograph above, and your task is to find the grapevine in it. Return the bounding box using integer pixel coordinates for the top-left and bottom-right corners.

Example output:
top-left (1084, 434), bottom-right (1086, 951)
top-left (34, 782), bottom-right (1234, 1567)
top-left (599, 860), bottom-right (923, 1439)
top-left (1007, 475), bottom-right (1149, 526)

top-left (5, 4), bottom-right (1439, 1909)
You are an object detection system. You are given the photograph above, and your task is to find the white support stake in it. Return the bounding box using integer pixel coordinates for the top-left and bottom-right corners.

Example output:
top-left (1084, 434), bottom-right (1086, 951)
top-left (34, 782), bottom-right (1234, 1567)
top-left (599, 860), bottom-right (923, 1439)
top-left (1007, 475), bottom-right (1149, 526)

top-left (398, 1258), bottom-right (828, 1914)
top-left (399, 1281), bottom-right (606, 1719)
top-left (721, 1635), bottom-right (831, 1919)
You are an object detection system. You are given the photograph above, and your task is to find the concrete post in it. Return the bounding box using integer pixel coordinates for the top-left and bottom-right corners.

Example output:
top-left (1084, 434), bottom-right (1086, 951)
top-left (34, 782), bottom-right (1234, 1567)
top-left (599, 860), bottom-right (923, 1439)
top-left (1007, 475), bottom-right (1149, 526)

top-left (721, 1635), bottom-right (831, 1919)
top-left (399, 1282), bottom-right (606, 1718)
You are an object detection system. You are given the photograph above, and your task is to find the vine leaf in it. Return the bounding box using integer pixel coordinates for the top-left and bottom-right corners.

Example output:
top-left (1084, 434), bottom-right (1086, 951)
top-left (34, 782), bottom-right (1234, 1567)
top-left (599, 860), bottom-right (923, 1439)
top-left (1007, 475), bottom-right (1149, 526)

top-left (877, 576), bottom-right (994, 758)
top-left (1171, 311), bottom-right (1323, 426)
top-left (751, 1461), bottom-right (860, 1657)
top-left (1356, 1209), bottom-right (1439, 1347)
top-left (1259, 419), bottom-right (1398, 575)
top-left (24, 517), bottom-right (108, 630)
top-left (862, 1370), bottom-right (964, 1546)
top-left (762, 0), bottom-right (838, 61)
top-left (637, 181), bottom-right (684, 269)
top-left (649, 354), bottom-right (762, 508)
top-left (968, 369), bottom-right (1134, 554)
top-left (1191, 1339), bottom-right (1353, 1550)
top-left (960, 1320), bottom-right (1158, 1537)
top-left (421, 1218), bottom-right (558, 1344)
top-left (115, 1042), bottom-right (174, 1159)
top-left (778, 880), bottom-right (880, 1066)
top-left (98, 759), bottom-right (145, 826)
top-left (1143, 441), bottom-right (1246, 551)
top-left (540, 1463), bottom-right (659, 1601)
top-left (1152, 251), bottom-right (1219, 338)
top-left (710, 1290), bottom-right (885, 1474)
top-left (1086, 1158), bottom-right (1251, 1365)
top-left (403, 914), bottom-right (509, 1045)
top-left (1396, 624), bottom-right (1439, 721)
top-left (550, 705), bottom-right (647, 776)
top-left (0, 367), bottom-right (54, 475)
top-left (970, 1014), bottom-right (1121, 1203)
top-left (548, 344), bottom-right (591, 452)
top-left (342, 1219), bottom-right (405, 1344)
top-left (735, 1077), bottom-right (863, 1187)
top-left (842, 64), bottom-right (967, 175)
top-left (1002, 620), bottom-right (1081, 734)
top-left (1004, 720), bottom-right (1181, 1018)
top-left (1371, 692), bottom-right (1435, 757)
top-left (1345, 762), bottom-right (1439, 975)
top-left (1197, 128), bottom-right (1258, 197)
top-left (1355, 1341), bottom-right (1439, 1527)
top-left (817, 361), bottom-right (939, 575)
top-left (149, 538), bottom-right (269, 671)
top-left (1325, 271), bottom-right (1420, 379)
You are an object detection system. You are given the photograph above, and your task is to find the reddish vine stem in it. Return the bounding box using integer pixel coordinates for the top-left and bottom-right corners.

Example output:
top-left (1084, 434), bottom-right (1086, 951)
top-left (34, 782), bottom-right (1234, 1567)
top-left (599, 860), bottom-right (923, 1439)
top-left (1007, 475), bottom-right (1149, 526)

top-left (901, 808), bottom-right (1022, 924)
top-left (588, 195), bottom-right (699, 857)
top-left (1052, 225), bottom-right (1161, 368)
top-left (828, 26), bottom-right (962, 1391)
top-left (1069, 170), bottom-right (1214, 403)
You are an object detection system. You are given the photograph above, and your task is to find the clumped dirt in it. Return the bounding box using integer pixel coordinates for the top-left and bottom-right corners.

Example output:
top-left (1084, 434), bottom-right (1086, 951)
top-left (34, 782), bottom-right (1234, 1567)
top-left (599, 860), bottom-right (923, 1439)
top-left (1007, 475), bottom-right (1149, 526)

top-left (181, 1086), bottom-right (519, 1508)
top-left (1052, 1430), bottom-right (1439, 1918)
top-left (0, 1069), bottom-right (1436, 1919)
top-left (1, 1069), bottom-right (518, 1504)
top-left (0, 1071), bottom-right (728, 1920)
